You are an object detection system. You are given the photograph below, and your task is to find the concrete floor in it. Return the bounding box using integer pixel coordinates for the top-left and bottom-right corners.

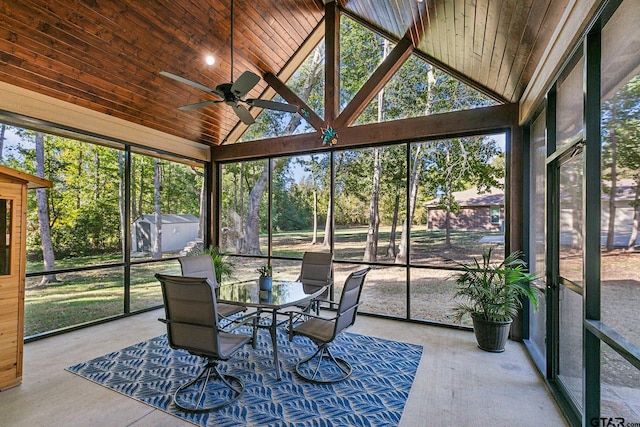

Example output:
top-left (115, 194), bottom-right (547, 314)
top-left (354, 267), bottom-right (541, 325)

top-left (0, 309), bottom-right (568, 427)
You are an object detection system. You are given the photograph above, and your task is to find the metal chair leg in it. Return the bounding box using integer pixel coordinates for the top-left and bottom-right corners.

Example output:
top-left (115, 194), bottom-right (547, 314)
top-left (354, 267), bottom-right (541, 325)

top-left (295, 343), bottom-right (352, 384)
top-left (173, 359), bottom-right (244, 412)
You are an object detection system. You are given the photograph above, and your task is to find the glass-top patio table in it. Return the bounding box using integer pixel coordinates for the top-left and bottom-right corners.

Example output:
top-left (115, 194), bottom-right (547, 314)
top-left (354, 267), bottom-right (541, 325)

top-left (218, 279), bottom-right (326, 381)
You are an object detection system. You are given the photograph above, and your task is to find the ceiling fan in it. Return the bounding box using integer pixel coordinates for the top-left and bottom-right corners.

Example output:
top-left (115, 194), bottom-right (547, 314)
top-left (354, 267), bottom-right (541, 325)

top-left (160, 0), bottom-right (297, 125)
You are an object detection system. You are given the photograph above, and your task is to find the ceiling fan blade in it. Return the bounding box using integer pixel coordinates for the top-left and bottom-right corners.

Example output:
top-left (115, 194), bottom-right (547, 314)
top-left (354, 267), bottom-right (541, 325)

top-left (160, 71), bottom-right (223, 97)
top-left (232, 104), bottom-right (255, 125)
top-left (178, 100), bottom-right (222, 110)
top-left (246, 98), bottom-right (298, 113)
top-left (231, 71), bottom-right (260, 97)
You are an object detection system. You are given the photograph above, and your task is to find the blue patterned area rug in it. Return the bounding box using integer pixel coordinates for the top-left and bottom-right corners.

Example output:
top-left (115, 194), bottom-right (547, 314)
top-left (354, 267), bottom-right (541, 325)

top-left (66, 328), bottom-right (423, 426)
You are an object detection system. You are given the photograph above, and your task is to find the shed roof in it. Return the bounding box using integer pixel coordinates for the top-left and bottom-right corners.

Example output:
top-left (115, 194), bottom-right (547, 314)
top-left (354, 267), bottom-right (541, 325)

top-left (135, 214), bottom-right (199, 224)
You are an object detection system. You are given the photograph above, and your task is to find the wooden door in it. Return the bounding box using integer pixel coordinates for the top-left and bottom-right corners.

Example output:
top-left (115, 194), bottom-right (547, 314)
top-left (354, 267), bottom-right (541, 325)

top-left (0, 181), bottom-right (26, 390)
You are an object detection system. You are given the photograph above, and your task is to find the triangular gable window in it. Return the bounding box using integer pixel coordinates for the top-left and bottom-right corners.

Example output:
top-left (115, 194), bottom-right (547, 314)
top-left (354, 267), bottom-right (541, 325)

top-left (353, 53), bottom-right (498, 126)
top-left (239, 41), bottom-right (325, 142)
top-left (340, 15), bottom-right (396, 112)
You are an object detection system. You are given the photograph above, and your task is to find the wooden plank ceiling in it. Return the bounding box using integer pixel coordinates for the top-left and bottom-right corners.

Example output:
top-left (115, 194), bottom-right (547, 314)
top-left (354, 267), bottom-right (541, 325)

top-left (0, 0), bottom-right (568, 147)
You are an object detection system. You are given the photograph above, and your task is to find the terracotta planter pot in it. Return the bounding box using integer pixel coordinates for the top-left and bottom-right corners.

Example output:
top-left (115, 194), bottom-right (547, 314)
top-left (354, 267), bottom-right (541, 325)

top-left (471, 314), bottom-right (513, 353)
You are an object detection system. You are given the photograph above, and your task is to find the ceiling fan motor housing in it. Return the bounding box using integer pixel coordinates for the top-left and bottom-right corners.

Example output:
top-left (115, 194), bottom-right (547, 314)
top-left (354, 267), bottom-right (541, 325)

top-left (216, 83), bottom-right (238, 104)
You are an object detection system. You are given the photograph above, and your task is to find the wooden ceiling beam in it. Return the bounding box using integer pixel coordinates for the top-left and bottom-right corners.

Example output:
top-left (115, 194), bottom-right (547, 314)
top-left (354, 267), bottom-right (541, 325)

top-left (333, 36), bottom-right (413, 128)
top-left (212, 103), bottom-right (518, 162)
top-left (324, 1), bottom-right (340, 124)
top-left (263, 72), bottom-right (324, 131)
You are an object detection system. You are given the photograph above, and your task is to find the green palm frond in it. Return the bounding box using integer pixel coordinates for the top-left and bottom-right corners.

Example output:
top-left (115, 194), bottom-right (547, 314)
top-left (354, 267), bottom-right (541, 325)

top-left (452, 248), bottom-right (538, 322)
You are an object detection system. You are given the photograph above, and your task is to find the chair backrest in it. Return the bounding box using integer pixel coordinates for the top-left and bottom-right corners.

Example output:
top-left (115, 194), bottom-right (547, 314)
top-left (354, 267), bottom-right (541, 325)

top-left (333, 267), bottom-right (370, 338)
top-left (179, 255), bottom-right (218, 288)
top-left (156, 273), bottom-right (222, 358)
top-left (298, 251), bottom-right (333, 288)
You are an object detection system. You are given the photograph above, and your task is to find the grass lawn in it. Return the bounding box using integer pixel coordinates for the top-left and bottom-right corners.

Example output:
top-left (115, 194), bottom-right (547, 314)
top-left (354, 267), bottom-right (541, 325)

top-left (24, 261), bottom-right (181, 336)
top-left (24, 226), bottom-right (504, 336)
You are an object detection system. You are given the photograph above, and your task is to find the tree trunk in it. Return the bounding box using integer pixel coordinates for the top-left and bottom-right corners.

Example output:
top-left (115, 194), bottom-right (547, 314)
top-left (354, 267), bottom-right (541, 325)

top-left (131, 158), bottom-right (137, 221)
top-left (444, 149), bottom-right (453, 248)
top-left (323, 203), bottom-right (331, 247)
top-left (386, 193), bottom-right (399, 258)
top-left (94, 151), bottom-right (100, 201)
top-left (240, 164), bottom-right (268, 255)
top-left (236, 163), bottom-right (245, 252)
top-left (311, 189), bottom-right (318, 244)
top-left (118, 151), bottom-right (126, 257)
top-left (606, 120), bottom-right (618, 251)
top-left (364, 147), bottom-right (381, 262)
top-left (152, 158), bottom-right (162, 259)
top-left (35, 132), bottom-right (57, 285)
top-left (76, 150), bottom-right (83, 209)
top-left (396, 144), bottom-right (423, 263)
top-left (137, 163), bottom-right (145, 218)
top-left (189, 167), bottom-right (205, 241)
top-left (198, 173), bottom-right (205, 241)
top-left (395, 66), bottom-right (434, 263)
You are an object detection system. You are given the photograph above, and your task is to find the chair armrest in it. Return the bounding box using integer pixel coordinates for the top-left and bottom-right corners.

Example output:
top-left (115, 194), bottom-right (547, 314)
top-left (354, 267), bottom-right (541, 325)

top-left (291, 311), bottom-right (339, 322)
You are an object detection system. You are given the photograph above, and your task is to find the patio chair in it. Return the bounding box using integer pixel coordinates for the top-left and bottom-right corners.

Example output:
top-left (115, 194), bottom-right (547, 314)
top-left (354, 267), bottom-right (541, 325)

top-left (179, 255), bottom-right (246, 324)
top-left (156, 273), bottom-right (252, 412)
top-left (288, 267), bottom-right (370, 384)
top-left (294, 251), bottom-right (334, 317)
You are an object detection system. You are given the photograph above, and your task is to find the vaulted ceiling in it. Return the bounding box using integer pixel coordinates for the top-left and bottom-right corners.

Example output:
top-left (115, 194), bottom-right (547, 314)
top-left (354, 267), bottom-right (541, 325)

top-left (0, 0), bottom-right (569, 148)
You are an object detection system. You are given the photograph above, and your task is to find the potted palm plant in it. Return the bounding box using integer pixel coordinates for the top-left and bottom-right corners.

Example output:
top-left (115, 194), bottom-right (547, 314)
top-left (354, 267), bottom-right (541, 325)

top-left (452, 248), bottom-right (538, 352)
top-left (256, 263), bottom-right (273, 291)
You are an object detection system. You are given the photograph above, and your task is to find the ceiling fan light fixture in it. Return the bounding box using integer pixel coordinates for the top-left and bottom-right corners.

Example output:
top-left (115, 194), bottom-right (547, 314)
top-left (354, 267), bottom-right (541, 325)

top-left (159, 0), bottom-right (298, 124)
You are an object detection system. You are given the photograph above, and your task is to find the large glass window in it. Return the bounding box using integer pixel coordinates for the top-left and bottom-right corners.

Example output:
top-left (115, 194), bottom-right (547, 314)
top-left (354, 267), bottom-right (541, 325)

top-left (0, 123), bottom-right (205, 337)
top-left (271, 154), bottom-right (330, 258)
top-left (529, 111), bottom-right (547, 364)
top-left (600, 0), bottom-right (640, 350)
top-left (559, 153), bottom-right (584, 285)
top-left (220, 132), bottom-right (505, 325)
top-left (333, 146), bottom-right (407, 263)
top-left (410, 134), bottom-right (506, 267)
top-left (130, 153), bottom-right (204, 260)
top-left (557, 151), bottom-right (585, 410)
top-left (556, 56), bottom-right (584, 150)
top-left (219, 159), bottom-right (269, 256)
top-left (1, 132), bottom-right (125, 272)
top-left (24, 266), bottom-right (125, 336)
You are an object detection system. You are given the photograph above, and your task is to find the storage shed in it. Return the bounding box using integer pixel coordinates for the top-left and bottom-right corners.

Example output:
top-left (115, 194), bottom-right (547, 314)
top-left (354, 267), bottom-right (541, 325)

top-left (132, 214), bottom-right (200, 253)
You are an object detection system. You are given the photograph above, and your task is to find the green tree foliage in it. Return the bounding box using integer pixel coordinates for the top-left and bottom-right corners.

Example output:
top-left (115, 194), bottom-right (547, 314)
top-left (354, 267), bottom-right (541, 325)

top-left (225, 16), bottom-right (502, 257)
top-left (422, 137), bottom-right (505, 247)
top-left (271, 159), bottom-right (313, 231)
top-left (228, 42), bottom-right (326, 251)
top-left (220, 160), bottom-right (269, 252)
top-left (2, 129), bottom-right (202, 260)
top-left (601, 74), bottom-right (640, 248)
top-left (340, 16), bottom-right (384, 109)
